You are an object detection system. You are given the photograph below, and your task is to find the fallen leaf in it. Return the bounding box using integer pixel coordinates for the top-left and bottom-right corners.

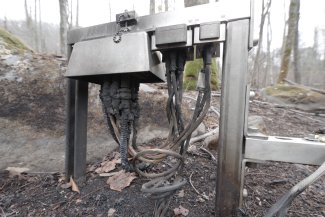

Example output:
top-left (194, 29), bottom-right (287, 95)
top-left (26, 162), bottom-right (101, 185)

top-left (60, 182), bottom-right (72, 189)
top-left (173, 205), bottom-right (189, 216)
top-left (107, 208), bottom-right (116, 216)
top-left (88, 164), bottom-right (97, 172)
top-left (99, 172), bottom-right (119, 177)
top-left (5, 167), bottom-right (29, 177)
top-left (70, 177), bottom-right (80, 194)
top-left (76, 199), bottom-right (82, 204)
top-left (107, 170), bottom-right (137, 192)
top-left (96, 158), bottom-right (120, 174)
top-left (177, 190), bottom-right (185, 198)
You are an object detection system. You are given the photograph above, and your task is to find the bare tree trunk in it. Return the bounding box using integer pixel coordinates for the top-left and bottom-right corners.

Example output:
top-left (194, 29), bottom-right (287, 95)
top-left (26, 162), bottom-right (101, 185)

top-left (38, 0), bottom-right (45, 52)
top-left (252, 0), bottom-right (272, 88)
top-left (293, 0), bottom-right (301, 84)
top-left (184, 0), bottom-right (209, 7)
top-left (109, 0), bottom-right (112, 22)
top-left (59, 0), bottom-right (68, 56)
top-left (24, 0), bottom-right (32, 28)
top-left (3, 16), bottom-right (8, 30)
top-left (34, 0), bottom-right (39, 51)
top-left (264, 10), bottom-right (272, 87)
top-left (69, 0), bottom-right (73, 29)
top-left (277, 0), bottom-right (300, 84)
top-left (164, 0), bottom-right (168, 11)
top-left (76, 0), bottom-right (79, 26)
top-left (150, 0), bottom-right (155, 14)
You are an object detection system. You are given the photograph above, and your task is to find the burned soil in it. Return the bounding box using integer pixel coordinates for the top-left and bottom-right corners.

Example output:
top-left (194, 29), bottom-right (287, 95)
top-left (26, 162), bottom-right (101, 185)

top-left (1, 91), bottom-right (325, 217)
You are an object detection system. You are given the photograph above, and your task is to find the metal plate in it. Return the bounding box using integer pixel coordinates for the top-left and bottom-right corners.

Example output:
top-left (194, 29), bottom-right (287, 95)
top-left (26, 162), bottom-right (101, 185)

top-left (245, 136), bottom-right (325, 165)
top-left (67, 0), bottom-right (251, 44)
top-left (155, 24), bottom-right (187, 46)
top-left (200, 22), bottom-right (220, 40)
top-left (66, 32), bottom-right (166, 83)
top-left (151, 30), bottom-right (193, 51)
top-left (193, 24), bottom-right (226, 44)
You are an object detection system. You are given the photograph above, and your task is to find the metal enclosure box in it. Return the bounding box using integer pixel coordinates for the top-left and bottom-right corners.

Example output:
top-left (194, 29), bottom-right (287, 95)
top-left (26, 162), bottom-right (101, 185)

top-left (155, 24), bottom-right (187, 46)
top-left (66, 32), bottom-right (166, 84)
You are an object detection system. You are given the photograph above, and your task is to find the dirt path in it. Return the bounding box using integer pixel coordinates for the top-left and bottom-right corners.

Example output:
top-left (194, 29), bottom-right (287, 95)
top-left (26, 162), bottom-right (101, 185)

top-left (0, 118), bottom-right (118, 172)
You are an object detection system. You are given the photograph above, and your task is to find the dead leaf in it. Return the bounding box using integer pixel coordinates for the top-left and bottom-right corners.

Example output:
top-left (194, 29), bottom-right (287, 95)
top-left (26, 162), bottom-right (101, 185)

top-left (177, 190), bottom-right (185, 198)
top-left (99, 172), bottom-right (119, 177)
top-left (106, 170), bottom-right (137, 192)
top-left (96, 158), bottom-right (120, 174)
top-left (5, 167), bottom-right (29, 177)
top-left (107, 208), bottom-right (116, 216)
top-left (60, 182), bottom-right (72, 189)
top-left (70, 177), bottom-right (80, 194)
top-left (76, 199), bottom-right (82, 204)
top-left (173, 205), bottom-right (189, 216)
top-left (88, 164), bottom-right (97, 172)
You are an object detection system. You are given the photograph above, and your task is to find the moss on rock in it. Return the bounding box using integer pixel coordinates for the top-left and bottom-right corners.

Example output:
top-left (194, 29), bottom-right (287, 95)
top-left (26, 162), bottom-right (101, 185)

top-left (262, 84), bottom-right (325, 112)
top-left (183, 58), bottom-right (219, 91)
top-left (0, 28), bottom-right (31, 53)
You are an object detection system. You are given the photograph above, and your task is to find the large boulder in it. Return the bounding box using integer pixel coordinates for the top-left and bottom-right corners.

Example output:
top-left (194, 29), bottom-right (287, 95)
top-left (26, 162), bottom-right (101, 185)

top-left (261, 84), bottom-right (325, 113)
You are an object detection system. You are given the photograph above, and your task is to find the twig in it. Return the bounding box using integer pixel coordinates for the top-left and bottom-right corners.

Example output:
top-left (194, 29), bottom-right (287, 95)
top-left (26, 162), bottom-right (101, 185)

top-left (209, 106), bottom-right (220, 117)
top-left (288, 109), bottom-right (325, 123)
top-left (26, 171), bottom-right (60, 175)
top-left (252, 100), bottom-right (325, 117)
top-left (284, 78), bottom-right (325, 94)
top-left (189, 128), bottom-right (219, 144)
top-left (245, 172), bottom-right (285, 179)
top-left (183, 95), bottom-right (197, 101)
top-left (78, 186), bottom-right (105, 201)
top-left (199, 147), bottom-right (217, 163)
top-left (189, 172), bottom-right (209, 200)
top-left (265, 161), bottom-right (325, 217)
top-left (0, 207), bottom-right (6, 217)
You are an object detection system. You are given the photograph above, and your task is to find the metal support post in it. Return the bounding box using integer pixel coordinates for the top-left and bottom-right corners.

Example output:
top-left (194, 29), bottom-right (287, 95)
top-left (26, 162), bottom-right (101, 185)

top-left (216, 19), bottom-right (250, 216)
top-left (65, 44), bottom-right (76, 180)
top-left (73, 80), bottom-right (88, 182)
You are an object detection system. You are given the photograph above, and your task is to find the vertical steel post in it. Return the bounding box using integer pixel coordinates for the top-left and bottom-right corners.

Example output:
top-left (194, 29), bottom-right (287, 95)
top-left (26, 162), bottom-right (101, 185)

top-left (216, 19), bottom-right (250, 216)
top-left (65, 44), bottom-right (76, 180)
top-left (73, 80), bottom-right (88, 182)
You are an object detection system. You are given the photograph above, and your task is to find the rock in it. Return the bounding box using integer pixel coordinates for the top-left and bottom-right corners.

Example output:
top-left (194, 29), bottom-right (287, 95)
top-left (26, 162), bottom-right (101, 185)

top-left (136, 126), bottom-right (169, 143)
top-left (248, 115), bottom-right (267, 136)
top-left (192, 123), bottom-right (206, 137)
top-left (209, 174), bottom-right (216, 180)
top-left (203, 132), bottom-right (219, 150)
top-left (139, 84), bottom-right (156, 93)
top-left (261, 85), bottom-right (325, 113)
top-left (249, 91), bottom-right (256, 98)
top-left (243, 188), bottom-right (248, 198)
top-left (3, 55), bottom-right (20, 65)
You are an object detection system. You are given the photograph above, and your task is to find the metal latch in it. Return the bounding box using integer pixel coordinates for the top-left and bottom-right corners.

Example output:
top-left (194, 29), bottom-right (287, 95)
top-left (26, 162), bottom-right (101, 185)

top-left (113, 11), bottom-right (137, 43)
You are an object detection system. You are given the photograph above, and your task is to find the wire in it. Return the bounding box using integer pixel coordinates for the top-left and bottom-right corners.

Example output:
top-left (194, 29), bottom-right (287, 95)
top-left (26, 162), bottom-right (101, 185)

top-left (265, 161), bottom-right (325, 217)
top-left (100, 45), bottom-right (213, 217)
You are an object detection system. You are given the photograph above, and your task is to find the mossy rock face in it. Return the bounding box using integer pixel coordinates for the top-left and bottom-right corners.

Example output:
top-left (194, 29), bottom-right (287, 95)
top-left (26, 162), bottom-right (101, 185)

top-left (0, 28), bottom-right (30, 53)
top-left (183, 58), bottom-right (219, 91)
top-left (262, 84), bottom-right (325, 113)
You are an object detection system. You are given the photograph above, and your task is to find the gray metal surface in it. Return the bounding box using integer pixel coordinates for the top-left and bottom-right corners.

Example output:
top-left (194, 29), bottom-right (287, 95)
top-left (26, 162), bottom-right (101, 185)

top-left (155, 24), bottom-right (187, 46)
top-left (151, 30), bottom-right (193, 51)
top-left (65, 44), bottom-right (76, 180)
top-left (73, 80), bottom-right (88, 182)
top-left (193, 24), bottom-right (226, 44)
top-left (245, 136), bottom-right (325, 166)
top-left (216, 19), bottom-right (250, 216)
top-left (67, 0), bottom-right (251, 44)
top-left (66, 32), bottom-right (166, 83)
top-left (199, 22), bottom-right (220, 40)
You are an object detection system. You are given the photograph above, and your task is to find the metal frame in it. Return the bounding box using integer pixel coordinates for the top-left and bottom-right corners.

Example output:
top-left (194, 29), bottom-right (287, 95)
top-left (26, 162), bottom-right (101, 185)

top-left (64, 0), bottom-right (325, 216)
top-left (216, 19), bottom-right (250, 216)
